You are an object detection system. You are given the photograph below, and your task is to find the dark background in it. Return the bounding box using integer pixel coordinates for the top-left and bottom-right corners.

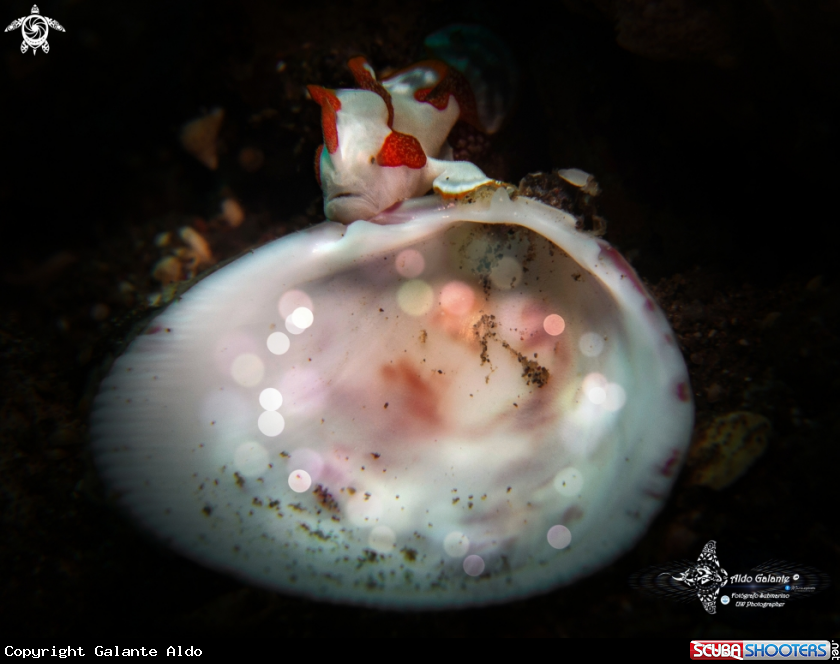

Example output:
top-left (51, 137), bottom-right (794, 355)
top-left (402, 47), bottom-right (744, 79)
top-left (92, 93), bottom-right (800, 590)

top-left (1, 0), bottom-right (838, 638)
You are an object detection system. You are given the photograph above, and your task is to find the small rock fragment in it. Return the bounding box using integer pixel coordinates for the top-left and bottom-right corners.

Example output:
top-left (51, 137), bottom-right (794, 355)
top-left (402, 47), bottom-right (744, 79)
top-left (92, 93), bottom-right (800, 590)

top-left (687, 412), bottom-right (771, 490)
top-left (152, 226), bottom-right (214, 286)
top-left (705, 383), bottom-right (723, 402)
top-left (118, 281), bottom-right (136, 306)
top-left (805, 276), bottom-right (822, 292)
top-left (238, 146), bottom-right (265, 172)
top-left (180, 108), bottom-right (225, 170)
top-left (3, 250), bottom-right (77, 286)
top-left (179, 226), bottom-right (213, 267)
top-left (220, 198), bottom-right (245, 228)
top-left (90, 303), bottom-right (110, 321)
top-left (152, 256), bottom-right (183, 285)
top-left (760, 312), bottom-right (781, 329)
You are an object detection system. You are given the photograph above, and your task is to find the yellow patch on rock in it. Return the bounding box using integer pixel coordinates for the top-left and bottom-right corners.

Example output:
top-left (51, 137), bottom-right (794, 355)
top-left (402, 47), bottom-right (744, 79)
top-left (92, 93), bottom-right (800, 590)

top-left (687, 412), bottom-right (771, 490)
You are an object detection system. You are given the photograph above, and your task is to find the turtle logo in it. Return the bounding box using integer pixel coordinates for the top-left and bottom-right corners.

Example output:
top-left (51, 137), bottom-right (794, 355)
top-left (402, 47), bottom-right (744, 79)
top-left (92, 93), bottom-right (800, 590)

top-left (663, 540), bottom-right (730, 614)
top-left (5, 5), bottom-right (65, 55)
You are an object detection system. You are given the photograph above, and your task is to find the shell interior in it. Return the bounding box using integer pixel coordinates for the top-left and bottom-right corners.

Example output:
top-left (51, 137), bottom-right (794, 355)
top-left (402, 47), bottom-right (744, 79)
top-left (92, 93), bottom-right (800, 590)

top-left (91, 189), bottom-right (693, 608)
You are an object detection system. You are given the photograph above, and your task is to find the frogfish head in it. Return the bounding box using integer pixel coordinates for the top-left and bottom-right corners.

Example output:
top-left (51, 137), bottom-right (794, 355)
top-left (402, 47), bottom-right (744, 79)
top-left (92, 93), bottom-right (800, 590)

top-left (311, 85), bottom-right (431, 224)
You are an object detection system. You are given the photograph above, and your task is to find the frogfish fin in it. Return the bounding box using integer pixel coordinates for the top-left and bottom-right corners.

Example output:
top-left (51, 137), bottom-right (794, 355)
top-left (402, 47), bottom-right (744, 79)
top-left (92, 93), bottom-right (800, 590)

top-left (411, 61), bottom-right (482, 131)
top-left (347, 56), bottom-right (395, 127)
top-left (307, 85), bottom-right (342, 154)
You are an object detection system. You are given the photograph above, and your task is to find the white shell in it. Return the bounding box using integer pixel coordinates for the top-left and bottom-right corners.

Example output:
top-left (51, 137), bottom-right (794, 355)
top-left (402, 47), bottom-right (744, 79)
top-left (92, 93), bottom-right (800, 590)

top-left (91, 189), bottom-right (692, 608)
top-left (556, 168), bottom-right (601, 196)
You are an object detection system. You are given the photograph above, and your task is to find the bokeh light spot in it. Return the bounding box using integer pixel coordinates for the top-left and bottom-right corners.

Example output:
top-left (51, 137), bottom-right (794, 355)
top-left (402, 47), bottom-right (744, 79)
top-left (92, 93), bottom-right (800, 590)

top-left (543, 314), bottom-right (566, 336)
top-left (395, 249), bottom-right (425, 278)
top-left (397, 279), bottom-right (434, 316)
top-left (266, 331), bottom-right (290, 355)
top-left (465, 237), bottom-right (493, 271)
top-left (463, 555), bottom-right (485, 576)
top-left (279, 290), bottom-right (313, 318)
top-left (288, 469), bottom-right (312, 492)
top-left (259, 387), bottom-right (283, 411)
top-left (347, 492), bottom-right (384, 527)
top-left (443, 531), bottom-right (470, 557)
top-left (287, 448), bottom-right (324, 482)
top-left (547, 525), bottom-right (572, 550)
top-left (368, 525), bottom-right (396, 553)
top-left (579, 332), bottom-right (605, 357)
top-left (583, 373), bottom-right (608, 406)
top-left (553, 467), bottom-right (584, 496)
top-left (604, 383), bottom-right (627, 412)
top-left (440, 281), bottom-right (475, 316)
top-left (285, 315), bottom-right (304, 335)
top-left (234, 442), bottom-right (269, 477)
top-left (489, 256), bottom-right (522, 290)
top-left (230, 353), bottom-right (264, 387)
top-left (258, 410), bottom-right (285, 437)
top-left (588, 386), bottom-right (606, 404)
top-left (290, 306), bottom-right (314, 330)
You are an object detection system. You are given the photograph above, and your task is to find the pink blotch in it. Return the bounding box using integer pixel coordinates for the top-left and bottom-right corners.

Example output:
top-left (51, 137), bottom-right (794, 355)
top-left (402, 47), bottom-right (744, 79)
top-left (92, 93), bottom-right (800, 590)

top-left (659, 448), bottom-right (682, 477)
top-left (562, 504), bottom-right (584, 523)
top-left (597, 242), bottom-right (646, 297)
top-left (676, 382), bottom-right (691, 402)
top-left (507, 297), bottom-right (548, 345)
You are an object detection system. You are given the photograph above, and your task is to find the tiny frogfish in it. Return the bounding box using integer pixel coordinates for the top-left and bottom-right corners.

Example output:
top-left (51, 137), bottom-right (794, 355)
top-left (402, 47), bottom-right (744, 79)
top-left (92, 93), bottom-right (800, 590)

top-left (308, 56), bottom-right (500, 223)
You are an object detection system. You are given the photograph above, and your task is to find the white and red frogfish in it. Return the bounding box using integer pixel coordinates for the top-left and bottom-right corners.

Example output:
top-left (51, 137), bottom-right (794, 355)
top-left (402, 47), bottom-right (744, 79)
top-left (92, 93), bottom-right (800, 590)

top-left (308, 56), bottom-right (501, 224)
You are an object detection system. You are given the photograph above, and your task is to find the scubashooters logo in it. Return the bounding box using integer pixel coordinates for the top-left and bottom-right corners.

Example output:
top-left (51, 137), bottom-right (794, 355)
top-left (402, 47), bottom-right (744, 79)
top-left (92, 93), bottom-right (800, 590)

top-left (689, 640), bottom-right (833, 660)
top-left (629, 540), bottom-right (830, 614)
top-left (4, 5), bottom-right (65, 54)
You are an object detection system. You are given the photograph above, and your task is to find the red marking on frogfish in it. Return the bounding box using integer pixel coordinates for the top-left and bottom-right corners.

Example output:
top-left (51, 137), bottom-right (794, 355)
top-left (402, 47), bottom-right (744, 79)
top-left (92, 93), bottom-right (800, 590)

top-left (307, 85), bottom-right (341, 154)
top-left (314, 144), bottom-right (324, 186)
top-left (377, 130), bottom-right (427, 168)
top-left (659, 448), bottom-right (682, 477)
top-left (410, 60), bottom-right (482, 130)
top-left (676, 381), bottom-right (691, 402)
top-left (348, 56), bottom-right (395, 126)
